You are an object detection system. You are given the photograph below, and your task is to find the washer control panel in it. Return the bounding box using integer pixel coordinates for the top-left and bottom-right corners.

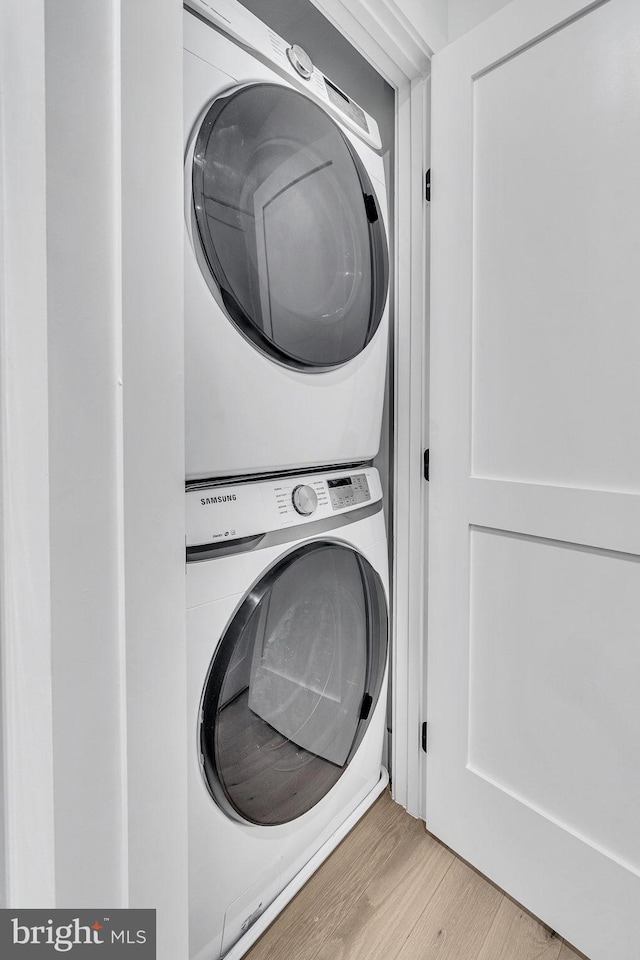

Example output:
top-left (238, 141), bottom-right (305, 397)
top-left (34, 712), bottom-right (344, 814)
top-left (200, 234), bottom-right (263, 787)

top-left (327, 474), bottom-right (370, 510)
top-left (186, 467), bottom-right (381, 548)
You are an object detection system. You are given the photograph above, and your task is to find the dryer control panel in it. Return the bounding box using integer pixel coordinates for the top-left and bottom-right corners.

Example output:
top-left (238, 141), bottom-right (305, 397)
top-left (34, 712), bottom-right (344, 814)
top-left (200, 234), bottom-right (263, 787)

top-left (186, 467), bottom-right (382, 551)
top-left (184, 0), bottom-right (382, 150)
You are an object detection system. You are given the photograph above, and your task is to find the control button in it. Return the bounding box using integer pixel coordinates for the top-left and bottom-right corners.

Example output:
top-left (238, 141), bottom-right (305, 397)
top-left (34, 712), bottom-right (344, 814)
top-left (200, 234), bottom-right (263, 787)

top-left (292, 484), bottom-right (318, 516)
top-left (287, 44), bottom-right (314, 80)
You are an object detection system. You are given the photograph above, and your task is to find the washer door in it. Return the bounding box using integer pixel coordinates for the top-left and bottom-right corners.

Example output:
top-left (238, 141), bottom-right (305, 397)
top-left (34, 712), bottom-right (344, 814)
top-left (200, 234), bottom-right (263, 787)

top-left (191, 83), bottom-right (388, 370)
top-left (199, 542), bottom-right (388, 826)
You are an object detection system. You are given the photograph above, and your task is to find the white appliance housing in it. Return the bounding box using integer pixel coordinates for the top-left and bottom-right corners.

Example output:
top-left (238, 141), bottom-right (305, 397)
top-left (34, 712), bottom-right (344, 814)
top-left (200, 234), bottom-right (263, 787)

top-left (186, 466), bottom-right (389, 959)
top-left (184, 0), bottom-right (390, 481)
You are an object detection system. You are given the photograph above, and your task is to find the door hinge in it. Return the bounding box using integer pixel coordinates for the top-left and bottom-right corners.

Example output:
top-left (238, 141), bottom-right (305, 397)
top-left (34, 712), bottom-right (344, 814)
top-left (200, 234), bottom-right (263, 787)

top-left (421, 721), bottom-right (428, 753)
top-left (425, 168), bottom-right (431, 202)
top-left (423, 448), bottom-right (429, 481)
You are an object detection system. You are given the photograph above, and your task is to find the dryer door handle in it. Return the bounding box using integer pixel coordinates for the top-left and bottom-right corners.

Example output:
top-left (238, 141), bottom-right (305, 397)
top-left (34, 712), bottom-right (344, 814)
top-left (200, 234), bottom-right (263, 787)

top-left (363, 193), bottom-right (379, 223)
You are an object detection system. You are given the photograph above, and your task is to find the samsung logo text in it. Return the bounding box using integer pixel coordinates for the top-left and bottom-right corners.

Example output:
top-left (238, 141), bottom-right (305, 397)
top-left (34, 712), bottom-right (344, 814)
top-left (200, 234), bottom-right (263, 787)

top-left (200, 494), bottom-right (237, 505)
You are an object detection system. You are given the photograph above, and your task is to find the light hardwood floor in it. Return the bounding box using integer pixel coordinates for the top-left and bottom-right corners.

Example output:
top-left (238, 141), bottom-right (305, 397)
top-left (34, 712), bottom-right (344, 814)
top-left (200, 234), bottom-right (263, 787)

top-left (245, 789), bottom-right (588, 960)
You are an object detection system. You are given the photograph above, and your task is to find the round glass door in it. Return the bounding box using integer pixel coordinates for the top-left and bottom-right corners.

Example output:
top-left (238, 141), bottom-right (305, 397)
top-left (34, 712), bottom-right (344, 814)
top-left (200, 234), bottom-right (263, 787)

top-left (191, 83), bottom-right (388, 370)
top-left (199, 542), bottom-right (388, 826)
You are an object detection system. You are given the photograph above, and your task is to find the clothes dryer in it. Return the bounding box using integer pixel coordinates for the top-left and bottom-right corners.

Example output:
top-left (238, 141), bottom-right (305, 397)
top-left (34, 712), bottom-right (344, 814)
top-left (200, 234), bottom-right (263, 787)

top-left (184, 0), bottom-right (390, 481)
top-left (186, 466), bottom-right (389, 959)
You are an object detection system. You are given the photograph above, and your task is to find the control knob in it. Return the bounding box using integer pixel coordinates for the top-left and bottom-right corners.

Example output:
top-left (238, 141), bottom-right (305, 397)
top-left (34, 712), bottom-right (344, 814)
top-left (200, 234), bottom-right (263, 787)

top-left (292, 484), bottom-right (318, 516)
top-left (286, 44), bottom-right (314, 80)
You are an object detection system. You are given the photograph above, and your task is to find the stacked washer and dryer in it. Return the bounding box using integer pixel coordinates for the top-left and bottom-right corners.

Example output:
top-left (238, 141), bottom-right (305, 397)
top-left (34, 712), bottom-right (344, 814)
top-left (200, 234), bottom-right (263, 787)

top-left (183, 1), bottom-right (391, 957)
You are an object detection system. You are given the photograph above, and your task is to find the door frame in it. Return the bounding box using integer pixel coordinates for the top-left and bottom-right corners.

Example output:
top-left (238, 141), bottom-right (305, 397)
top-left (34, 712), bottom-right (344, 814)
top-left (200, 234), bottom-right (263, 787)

top-left (0, 0), bottom-right (435, 947)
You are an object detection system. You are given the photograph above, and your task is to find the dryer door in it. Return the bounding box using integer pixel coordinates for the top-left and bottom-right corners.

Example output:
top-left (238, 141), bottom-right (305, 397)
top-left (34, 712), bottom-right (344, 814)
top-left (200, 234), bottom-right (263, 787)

top-left (199, 542), bottom-right (388, 825)
top-left (190, 83), bottom-right (388, 370)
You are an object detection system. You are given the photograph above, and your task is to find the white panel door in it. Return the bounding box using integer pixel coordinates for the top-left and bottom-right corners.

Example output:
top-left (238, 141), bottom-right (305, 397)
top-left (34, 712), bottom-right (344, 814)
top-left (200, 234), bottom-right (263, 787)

top-left (428, 1), bottom-right (640, 958)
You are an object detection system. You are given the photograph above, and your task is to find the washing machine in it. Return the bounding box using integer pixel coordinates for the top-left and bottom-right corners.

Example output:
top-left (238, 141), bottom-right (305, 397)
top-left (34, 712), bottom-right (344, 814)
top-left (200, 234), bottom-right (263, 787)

top-left (186, 466), bottom-right (389, 959)
top-left (184, 0), bottom-right (390, 481)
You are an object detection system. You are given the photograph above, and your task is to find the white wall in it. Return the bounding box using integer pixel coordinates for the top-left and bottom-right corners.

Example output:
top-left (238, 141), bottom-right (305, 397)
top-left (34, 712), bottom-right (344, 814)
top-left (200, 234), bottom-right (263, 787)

top-left (4, 2), bottom-right (189, 953)
top-left (448, 0), bottom-right (514, 41)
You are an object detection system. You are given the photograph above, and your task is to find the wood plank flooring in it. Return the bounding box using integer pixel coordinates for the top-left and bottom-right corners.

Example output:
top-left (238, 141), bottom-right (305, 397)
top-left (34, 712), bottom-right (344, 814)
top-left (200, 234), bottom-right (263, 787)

top-left (245, 788), bottom-right (588, 960)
